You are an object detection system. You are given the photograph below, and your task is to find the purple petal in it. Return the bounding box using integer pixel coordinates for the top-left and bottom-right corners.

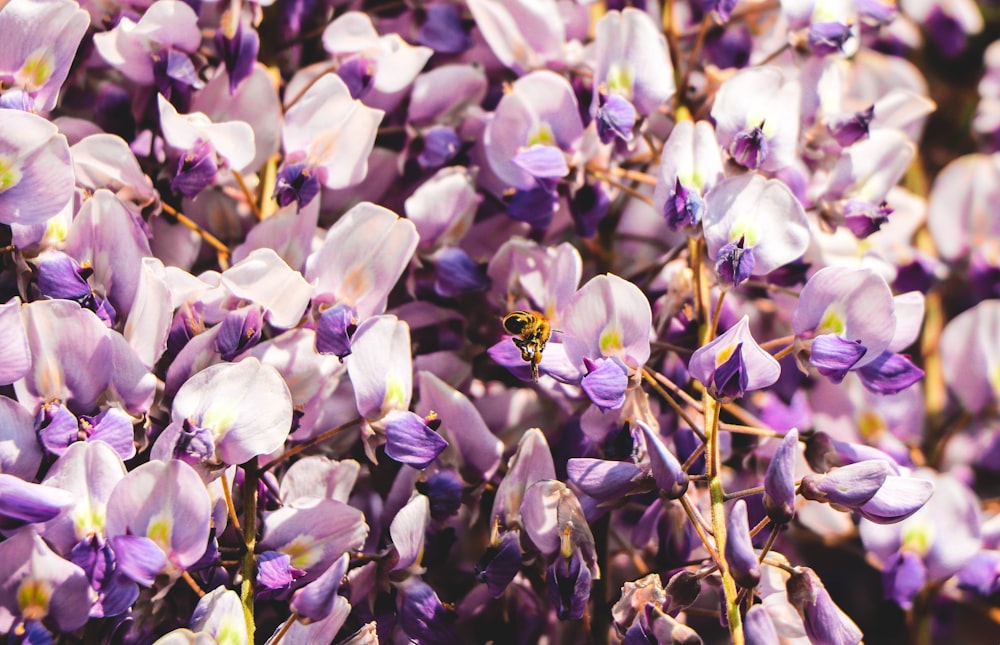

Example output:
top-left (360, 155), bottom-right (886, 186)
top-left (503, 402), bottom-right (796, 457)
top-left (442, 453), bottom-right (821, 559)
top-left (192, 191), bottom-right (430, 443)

top-left (725, 499), bottom-right (761, 588)
top-left (110, 535), bottom-right (167, 586)
top-left (882, 550), bottom-right (926, 610)
top-left (476, 531), bottom-right (522, 598)
top-left (566, 458), bottom-right (643, 502)
top-left (809, 334), bottom-right (867, 383)
top-left (383, 410), bottom-right (448, 470)
top-left (764, 429), bottom-right (798, 524)
top-left (856, 351), bottom-right (924, 395)
top-left (640, 423), bottom-right (688, 499)
top-left (581, 358), bottom-right (628, 410)
top-left (857, 475), bottom-right (934, 524)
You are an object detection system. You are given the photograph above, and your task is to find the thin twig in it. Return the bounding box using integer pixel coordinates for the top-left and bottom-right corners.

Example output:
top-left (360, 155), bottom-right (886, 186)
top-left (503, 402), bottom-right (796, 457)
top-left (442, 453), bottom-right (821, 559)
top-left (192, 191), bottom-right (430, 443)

top-left (260, 418), bottom-right (362, 472)
top-left (231, 170), bottom-right (263, 221)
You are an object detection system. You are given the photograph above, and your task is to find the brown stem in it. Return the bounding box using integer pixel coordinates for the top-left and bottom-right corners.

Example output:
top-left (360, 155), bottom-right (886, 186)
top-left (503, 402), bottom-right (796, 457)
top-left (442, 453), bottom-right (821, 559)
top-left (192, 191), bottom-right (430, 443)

top-left (260, 418), bottom-right (361, 472)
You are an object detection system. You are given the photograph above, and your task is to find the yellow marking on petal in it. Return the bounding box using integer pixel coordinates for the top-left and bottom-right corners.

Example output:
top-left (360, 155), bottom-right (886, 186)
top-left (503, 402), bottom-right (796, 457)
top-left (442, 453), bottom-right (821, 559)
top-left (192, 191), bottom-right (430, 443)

top-left (72, 502), bottom-right (106, 539)
top-left (901, 524), bottom-right (931, 556)
top-left (284, 537), bottom-right (321, 570)
top-left (17, 579), bottom-right (51, 621)
top-left (729, 220), bottom-right (759, 247)
top-left (147, 514), bottom-right (172, 552)
top-left (201, 404), bottom-right (237, 437)
top-left (216, 621), bottom-right (245, 645)
top-left (599, 326), bottom-right (623, 356)
top-left (0, 154), bottom-right (23, 193)
top-left (527, 123), bottom-right (556, 147)
top-left (857, 410), bottom-right (886, 441)
top-left (383, 375), bottom-right (408, 411)
top-left (16, 49), bottom-right (55, 90)
top-left (989, 363), bottom-right (1000, 401)
top-left (606, 63), bottom-right (633, 98)
top-left (714, 343), bottom-right (737, 368)
top-left (340, 266), bottom-right (373, 306)
top-left (818, 305), bottom-right (847, 336)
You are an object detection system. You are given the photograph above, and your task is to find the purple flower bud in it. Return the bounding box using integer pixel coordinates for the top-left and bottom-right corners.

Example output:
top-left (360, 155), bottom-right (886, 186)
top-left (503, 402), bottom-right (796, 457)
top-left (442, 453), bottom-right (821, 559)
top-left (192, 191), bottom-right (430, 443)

top-left (807, 22), bottom-right (853, 57)
top-left (809, 334), bottom-right (867, 383)
top-left (434, 247), bottom-right (491, 298)
top-left (731, 122), bottom-right (769, 169)
top-left (855, 475), bottom-right (934, 524)
top-left (215, 305), bottom-right (264, 361)
top-left (383, 410), bottom-right (448, 470)
top-left (273, 162), bottom-right (321, 209)
top-left (799, 460), bottom-right (893, 508)
top-left (0, 472), bottom-right (73, 530)
top-left (315, 303), bottom-right (357, 359)
top-left (640, 423), bottom-right (689, 499)
top-left (804, 431), bottom-right (842, 473)
top-left (476, 531), bottom-right (523, 598)
top-left (764, 429), bottom-right (799, 524)
top-left (566, 458), bottom-right (645, 503)
top-left (665, 569), bottom-right (701, 611)
top-left (418, 126), bottom-right (462, 169)
top-left (725, 499), bottom-right (761, 588)
top-left (856, 351), bottom-right (924, 395)
top-left (170, 138), bottom-right (218, 198)
top-left (214, 17), bottom-right (259, 95)
top-left (786, 567), bottom-right (863, 645)
top-left (663, 178), bottom-right (705, 231)
top-left (828, 105), bottom-right (874, 147)
top-left (336, 54), bottom-right (377, 100)
top-left (595, 92), bottom-right (637, 144)
top-left (417, 5), bottom-right (471, 53)
top-left (546, 547), bottom-right (592, 620)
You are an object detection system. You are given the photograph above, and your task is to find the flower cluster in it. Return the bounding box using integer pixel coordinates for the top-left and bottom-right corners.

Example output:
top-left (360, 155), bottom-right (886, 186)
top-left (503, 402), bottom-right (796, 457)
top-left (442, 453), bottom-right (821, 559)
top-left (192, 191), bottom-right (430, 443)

top-left (0, 0), bottom-right (997, 643)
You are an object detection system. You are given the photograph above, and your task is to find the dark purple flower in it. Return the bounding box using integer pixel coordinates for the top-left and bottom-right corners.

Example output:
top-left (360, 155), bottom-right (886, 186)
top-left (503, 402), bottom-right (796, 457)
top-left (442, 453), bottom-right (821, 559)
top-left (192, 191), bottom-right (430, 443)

top-left (476, 531), bottom-right (523, 598)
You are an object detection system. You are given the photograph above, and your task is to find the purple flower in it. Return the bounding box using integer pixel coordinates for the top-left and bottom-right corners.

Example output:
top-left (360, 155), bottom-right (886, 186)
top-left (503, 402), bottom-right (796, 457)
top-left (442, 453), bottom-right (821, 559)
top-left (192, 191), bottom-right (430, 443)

top-left (0, 109), bottom-right (73, 227)
top-left (689, 315), bottom-right (780, 402)
top-left (786, 566), bottom-right (863, 645)
top-left (726, 499), bottom-right (761, 588)
top-left (0, 529), bottom-right (92, 635)
top-left (591, 9), bottom-right (675, 119)
top-left (280, 74), bottom-right (385, 196)
top-left (654, 121), bottom-right (724, 232)
top-left (703, 175), bottom-right (811, 287)
top-left (485, 71), bottom-right (584, 191)
top-left (712, 66), bottom-right (801, 171)
top-left (0, 0), bottom-right (89, 112)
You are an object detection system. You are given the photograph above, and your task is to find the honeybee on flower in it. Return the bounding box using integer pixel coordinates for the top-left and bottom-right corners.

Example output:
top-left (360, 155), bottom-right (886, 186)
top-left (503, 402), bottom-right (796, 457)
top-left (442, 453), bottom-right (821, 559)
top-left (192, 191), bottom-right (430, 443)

top-left (502, 310), bottom-right (552, 381)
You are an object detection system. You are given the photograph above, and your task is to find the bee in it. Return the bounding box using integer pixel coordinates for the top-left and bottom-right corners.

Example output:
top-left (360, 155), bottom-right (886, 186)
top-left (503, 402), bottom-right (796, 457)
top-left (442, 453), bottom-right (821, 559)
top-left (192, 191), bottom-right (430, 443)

top-left (502, 310), bottom-right (552, 381)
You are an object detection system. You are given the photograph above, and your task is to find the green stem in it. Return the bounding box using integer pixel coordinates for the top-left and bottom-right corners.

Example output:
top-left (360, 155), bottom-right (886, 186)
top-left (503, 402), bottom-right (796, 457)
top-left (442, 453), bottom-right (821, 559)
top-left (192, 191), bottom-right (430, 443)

top-left (705, 396), bottom-right (744, 645)
top-left (240, 460), bottom-right (259, 640)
